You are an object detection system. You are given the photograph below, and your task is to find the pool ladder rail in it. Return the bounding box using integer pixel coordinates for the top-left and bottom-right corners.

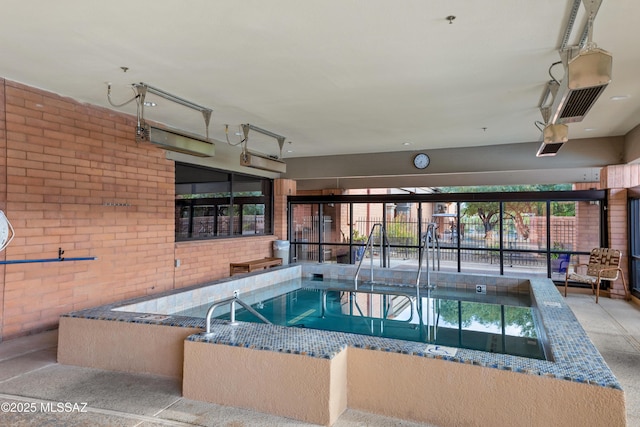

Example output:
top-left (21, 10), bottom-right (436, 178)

top-left (353, 222), bottom-right (440, 294)
top-left (204, 291), bottom-right (272, 335)
top-left (416, 223), bottom-right (440, 299)
top-left (354, 223), bottom-right (391, 290)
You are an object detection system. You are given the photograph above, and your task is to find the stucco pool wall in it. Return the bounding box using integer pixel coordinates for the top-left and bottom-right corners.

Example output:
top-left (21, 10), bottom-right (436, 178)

top-left (58, 264), bottom-right (626, 426)
top-left (58, 265), bottom-right (301, 377)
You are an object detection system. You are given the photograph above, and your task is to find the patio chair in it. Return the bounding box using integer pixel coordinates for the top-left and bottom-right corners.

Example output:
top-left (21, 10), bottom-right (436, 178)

top-left (564, 248), bottom-right (630, 303)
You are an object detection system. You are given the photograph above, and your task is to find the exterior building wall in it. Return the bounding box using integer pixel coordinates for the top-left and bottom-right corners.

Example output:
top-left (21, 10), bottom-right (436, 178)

top-left (0, 80), bottom-right (282, 340)
top-left (174, 237), bottom-right (274, 288)
top-left (0, 80), bottom-right (176, 338)
top-left (600, 164), bottom-right (639, 299)
top-left (274, 179), bottom-right (296, 241)
top-left (571, 183), bottom-right (603, 263)
top-left (607, 188), bottom-right (629, 299)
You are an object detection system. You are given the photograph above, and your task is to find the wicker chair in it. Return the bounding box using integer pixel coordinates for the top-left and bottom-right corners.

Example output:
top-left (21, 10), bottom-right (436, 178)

top-left (564, 248), bottom-right (630, 303)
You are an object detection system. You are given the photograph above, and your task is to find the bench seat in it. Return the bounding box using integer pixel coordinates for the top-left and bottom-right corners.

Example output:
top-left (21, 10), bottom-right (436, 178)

top-left (229, 257), bottom-right (283, 276)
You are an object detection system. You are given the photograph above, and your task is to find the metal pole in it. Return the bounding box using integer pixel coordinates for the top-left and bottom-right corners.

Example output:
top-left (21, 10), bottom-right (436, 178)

top-left (229, 300), bottom-right (237, 325)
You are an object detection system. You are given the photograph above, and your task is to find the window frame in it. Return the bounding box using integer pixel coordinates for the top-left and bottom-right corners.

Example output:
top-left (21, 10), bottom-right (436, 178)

top-left (175, 162), bottom-right (274, 241)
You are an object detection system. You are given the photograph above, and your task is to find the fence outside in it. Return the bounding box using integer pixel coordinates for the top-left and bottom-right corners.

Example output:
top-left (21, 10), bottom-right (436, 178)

top-left (294, 215), bottom-right (576, 270)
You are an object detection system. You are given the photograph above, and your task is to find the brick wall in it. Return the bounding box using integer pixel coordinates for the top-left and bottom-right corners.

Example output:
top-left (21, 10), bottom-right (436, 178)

top-left (607, 188), bottom-right (629, 299)
top-left (274, 179), bottom-right (296, 240)
top-left (599, 165), bottom-right (635, 299)
top-left (601, 164), bottom-right (640, 189)
top-left (0, 80), bottom-right (281, 340)
top-left (174, 236), bottom-right (275, 287)
top-left (0, 80), bottom-right (176, 338)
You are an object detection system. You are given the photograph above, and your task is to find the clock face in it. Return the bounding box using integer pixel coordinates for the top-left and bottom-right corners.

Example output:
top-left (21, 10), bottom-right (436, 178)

top-left (413, 153), bottom-right (430, 169)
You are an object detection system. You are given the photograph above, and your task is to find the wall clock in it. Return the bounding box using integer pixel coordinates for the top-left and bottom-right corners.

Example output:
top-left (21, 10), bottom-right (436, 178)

top-left (413, 153), bottom-right (430, 169)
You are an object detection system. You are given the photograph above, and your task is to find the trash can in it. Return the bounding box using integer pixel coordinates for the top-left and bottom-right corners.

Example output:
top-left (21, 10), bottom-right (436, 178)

top-left (273, 240), bottom-right (290, 265)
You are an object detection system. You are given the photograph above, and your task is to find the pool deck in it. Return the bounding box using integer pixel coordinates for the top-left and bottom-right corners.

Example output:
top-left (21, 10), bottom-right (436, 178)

top-left (0, 290), bottom-right (638, 426)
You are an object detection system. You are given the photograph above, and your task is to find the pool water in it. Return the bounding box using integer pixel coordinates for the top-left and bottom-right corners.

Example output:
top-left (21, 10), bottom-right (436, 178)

top-left (173, 279), bottom-right (545, 360)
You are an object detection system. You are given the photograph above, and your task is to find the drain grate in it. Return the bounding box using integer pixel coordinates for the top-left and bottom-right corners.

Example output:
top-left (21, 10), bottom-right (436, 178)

top-left (425, 344), bottom-right (457, 356)
top-left (134, 314), bottom-right (171, 322)
top-left (542, 301), bottom-right (562, 308)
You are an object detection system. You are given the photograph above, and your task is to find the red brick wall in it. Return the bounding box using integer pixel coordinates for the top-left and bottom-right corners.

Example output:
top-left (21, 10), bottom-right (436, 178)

top-left (599, 165), bottom-right (635, 299)
top-left (0, 81), bottom-right (176, 338)
top-left (274, 179), bottom-right (296, 240)
top-left (608, 188), bottom-right (629, 299)
top-left (174, 237), bottom-right (275, 287)
top-left (0, 80), bottom-right (281, 339)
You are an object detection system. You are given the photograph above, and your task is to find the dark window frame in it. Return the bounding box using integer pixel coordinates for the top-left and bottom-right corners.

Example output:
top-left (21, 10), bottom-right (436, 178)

top-left (287, 190), bottom-right (606, 280)
top-left (175, 162), bottom-right (274, 241)
top-left (629, 193), bottom-right (640, 296)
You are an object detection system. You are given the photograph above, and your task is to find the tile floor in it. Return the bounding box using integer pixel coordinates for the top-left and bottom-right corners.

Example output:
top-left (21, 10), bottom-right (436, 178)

top-left (0, 290), bottom-right (638, 426)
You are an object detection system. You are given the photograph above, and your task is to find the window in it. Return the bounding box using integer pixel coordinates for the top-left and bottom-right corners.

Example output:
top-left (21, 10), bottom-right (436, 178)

top-left (175, 163), bottom-right (273, 241)
top-left (287, 190), bottom-right (605, 281)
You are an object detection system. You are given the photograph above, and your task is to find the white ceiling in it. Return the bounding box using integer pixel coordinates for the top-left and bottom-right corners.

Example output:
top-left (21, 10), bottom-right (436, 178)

top-left (1, 1), bottom-right (639, 164)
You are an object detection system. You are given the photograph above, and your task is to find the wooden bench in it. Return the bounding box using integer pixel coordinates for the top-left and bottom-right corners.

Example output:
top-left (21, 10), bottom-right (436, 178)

top-left (229, 257), bottom-right (283, 276)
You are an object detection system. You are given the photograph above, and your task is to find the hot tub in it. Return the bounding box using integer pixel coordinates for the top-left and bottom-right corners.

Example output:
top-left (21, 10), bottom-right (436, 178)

top-left (58, 264), bottom-right (626, 426)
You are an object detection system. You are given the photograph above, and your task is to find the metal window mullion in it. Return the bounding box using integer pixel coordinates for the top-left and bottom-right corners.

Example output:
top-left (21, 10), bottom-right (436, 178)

top-left (318, 203), bottom-right (324, 262)
top-left (350, 202), bottom-right (355, 263)
top-left (499, 202), bottom-right (504, 276)
top-left (417, 203), bottom-right (423, 266)
top-left (546, 200), bottom-right (552, 278)
top-left (382, 203), bottom-right (388, 267)
top-left (457, 201), bottom-right (462, 272)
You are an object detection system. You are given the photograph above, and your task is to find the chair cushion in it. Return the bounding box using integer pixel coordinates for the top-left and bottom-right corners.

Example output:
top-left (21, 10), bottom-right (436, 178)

top-left (568, 273), bottom-right (597, 285)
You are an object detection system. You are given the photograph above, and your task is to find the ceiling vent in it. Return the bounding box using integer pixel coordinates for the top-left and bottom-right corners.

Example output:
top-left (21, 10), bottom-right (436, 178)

top-left (149, 126), bottom-right (215, 157)
top-left (536, 141), bottom-right (564, 157)
top-left (536, 123), bottom-right (567, 157)
top-left (548, 47), bottom-right (612, 124)
top-left (535, 104), bottom-right (570, 157)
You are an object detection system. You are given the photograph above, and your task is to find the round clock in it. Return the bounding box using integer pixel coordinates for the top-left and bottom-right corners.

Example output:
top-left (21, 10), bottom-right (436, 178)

top-left (413, 153), bottom-right (430, 169)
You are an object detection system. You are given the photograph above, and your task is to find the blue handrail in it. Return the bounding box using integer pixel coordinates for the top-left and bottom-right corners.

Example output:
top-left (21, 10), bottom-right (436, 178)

top-left (0, 247), bottom-right (96, 265)
top-left (0, 257), bottom-right (96, 265)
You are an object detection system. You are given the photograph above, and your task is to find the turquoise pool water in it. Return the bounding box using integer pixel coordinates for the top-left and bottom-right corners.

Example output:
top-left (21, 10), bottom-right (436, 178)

top-left (173, 278), bottom-right (544, 360)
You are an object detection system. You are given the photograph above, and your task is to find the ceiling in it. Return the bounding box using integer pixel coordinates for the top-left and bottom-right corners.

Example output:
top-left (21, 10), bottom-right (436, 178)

top-left (1, 1), bottom-right (639, 186)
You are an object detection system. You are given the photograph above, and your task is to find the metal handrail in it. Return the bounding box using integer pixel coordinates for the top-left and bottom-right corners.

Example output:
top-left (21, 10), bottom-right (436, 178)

top-left (204, 294), bottom-right (272, 334)
top-left (416, 223), bottom-right (440, 298)
top-left (354, 223), bottom-right (391, 289)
